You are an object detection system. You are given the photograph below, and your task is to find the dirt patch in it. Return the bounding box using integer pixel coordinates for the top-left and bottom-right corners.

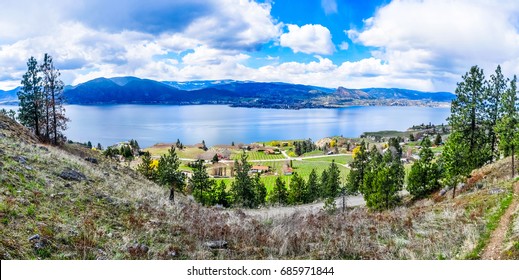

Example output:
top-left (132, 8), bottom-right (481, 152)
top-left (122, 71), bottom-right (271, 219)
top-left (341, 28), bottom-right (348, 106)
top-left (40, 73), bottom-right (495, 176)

top-left (481, 182), bottom-right (519, 259)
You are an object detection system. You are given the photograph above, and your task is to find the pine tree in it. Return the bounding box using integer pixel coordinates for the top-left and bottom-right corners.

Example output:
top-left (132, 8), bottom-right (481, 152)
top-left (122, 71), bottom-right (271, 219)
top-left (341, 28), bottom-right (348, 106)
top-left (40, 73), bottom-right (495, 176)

top-left (434, 134), bottom-right (442, 146)
top-left (231, 153), bottom-right (255, 208)
top-left (446, 65), bottom-right (489, 174)
top-left (306, 169), bottom-right (319, 202)
top-left (157, 146), bottom-right (186, 202)
top-left (17, 57), bottom-right (43, 138)
top-left (211, 180), bottom-right (231, 207)
top-left (326, 160), bottom-right (341, 198)
top-left (407, 137), bottom-right (441, 198)
top-left (137, 151), bottom-right (157, 180)
top-left (268, 176), bottom-right (288, 205)
top-left (212, 153), bottom-right (219, 164)
top-left (495, 75), bottom-right (518, 177)
top-left (288, 172), bottom-right (307, 205)
top-left (189, 159), bottom-right (213, 205)
top-left (319, 169), bottom-right (329, 199)
top-left (41, 54), bottom-right (67, 145)
top-left (363, 149), bottom-right (404, 210)
top-left (484, 65), bottom-right (507, 161)
top-left (253, 173), bottom-right (267, 206)
top-left (347, 141), bottom-right (368, 194)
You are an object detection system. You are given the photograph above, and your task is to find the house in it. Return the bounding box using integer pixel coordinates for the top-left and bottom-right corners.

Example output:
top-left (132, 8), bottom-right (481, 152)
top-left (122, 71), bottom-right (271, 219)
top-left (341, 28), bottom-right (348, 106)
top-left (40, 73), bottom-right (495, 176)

top-left (250, 165), bottom-right (270, 173)
top-left (283, 166), bottom-right (293, 175)
top-left (264, 148), bottom-right (275, 154)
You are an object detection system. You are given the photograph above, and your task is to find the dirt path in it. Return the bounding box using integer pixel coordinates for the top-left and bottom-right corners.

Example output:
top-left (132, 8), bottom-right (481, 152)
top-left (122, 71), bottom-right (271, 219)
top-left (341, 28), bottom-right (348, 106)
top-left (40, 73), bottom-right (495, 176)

top-left (243, 195), bottom-right (365, 220)
top-left (481, 182), bottom-right (519, 260)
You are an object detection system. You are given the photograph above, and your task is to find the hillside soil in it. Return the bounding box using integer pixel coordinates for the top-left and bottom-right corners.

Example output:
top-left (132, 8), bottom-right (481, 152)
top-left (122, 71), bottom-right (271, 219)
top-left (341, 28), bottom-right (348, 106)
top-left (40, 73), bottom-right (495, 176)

top-left (481, 182), bottom-right (519, 259)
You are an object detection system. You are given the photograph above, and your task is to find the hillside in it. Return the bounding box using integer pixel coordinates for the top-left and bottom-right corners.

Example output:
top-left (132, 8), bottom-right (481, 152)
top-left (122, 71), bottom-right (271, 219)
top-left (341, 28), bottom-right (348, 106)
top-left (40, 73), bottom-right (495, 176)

top-left (0, 87), bottom-right (19, 104)
top-left (58, 77), bottom-right (454, 108)
top-left (1, 113), bottom-right (517, 259)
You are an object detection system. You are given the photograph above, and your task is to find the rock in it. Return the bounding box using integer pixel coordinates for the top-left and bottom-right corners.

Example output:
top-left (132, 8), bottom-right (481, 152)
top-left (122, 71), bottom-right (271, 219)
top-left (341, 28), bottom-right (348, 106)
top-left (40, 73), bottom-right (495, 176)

top-left (38, 146), bottom-right (49, 152)
top-left (128, 243), bottom-right (149, 256)
top-left (456, 183), bottom-right (466, 191)
top-left (489, 188), bottom-right (505, 195)
top-left (85, 157), bottom-right (98, 164)
top-left (12, 155), bottom-right (27, 164)
top-left (59, 168), bottom-right (87, 181)
top-left (440, 188), bottom-right (448, 196)
top-left (64, 183), bottom-right (72, 188)
top-left (475, 182), bottom-right (484, 189)
top-left (28, 234), bottom-right (40, 241)
top-left (203, 240), bottom-right (228, 249)
top-left (50, 192), bottom-right (66, 198)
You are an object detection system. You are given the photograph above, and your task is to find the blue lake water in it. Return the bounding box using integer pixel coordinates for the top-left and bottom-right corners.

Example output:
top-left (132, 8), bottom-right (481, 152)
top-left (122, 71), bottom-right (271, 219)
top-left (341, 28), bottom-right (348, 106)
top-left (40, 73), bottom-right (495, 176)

top-left (1, 105), bottom-right (451, 148)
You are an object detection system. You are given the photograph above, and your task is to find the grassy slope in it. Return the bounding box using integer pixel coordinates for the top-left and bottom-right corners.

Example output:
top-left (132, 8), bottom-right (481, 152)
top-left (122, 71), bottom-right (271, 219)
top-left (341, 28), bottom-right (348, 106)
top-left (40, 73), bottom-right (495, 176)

top-left (0, 114), bottom-right (515, 259)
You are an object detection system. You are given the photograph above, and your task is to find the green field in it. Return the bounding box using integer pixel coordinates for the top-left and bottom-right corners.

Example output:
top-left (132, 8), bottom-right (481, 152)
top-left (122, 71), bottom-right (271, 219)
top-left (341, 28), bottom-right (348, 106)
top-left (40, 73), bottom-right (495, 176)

top-left (301, 155), bottom-right (353, 165)
top-left (214, 160), bottom-right (349, 193)
top-left (144, 146), bottom-right (205, 159)
top-left (231, 150), bottom-right (286, 160)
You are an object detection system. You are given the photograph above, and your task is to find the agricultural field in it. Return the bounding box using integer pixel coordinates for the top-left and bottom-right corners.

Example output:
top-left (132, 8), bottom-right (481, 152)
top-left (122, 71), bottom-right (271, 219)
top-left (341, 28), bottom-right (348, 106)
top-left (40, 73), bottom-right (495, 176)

top-left (302, 154), bottom-right (353, 165)
top-left (230, 150), bottom-right (286, 160)
top-left (144, 145), bottom-right (205, 159)
top-left (214, 160), bottom-right (350, 193)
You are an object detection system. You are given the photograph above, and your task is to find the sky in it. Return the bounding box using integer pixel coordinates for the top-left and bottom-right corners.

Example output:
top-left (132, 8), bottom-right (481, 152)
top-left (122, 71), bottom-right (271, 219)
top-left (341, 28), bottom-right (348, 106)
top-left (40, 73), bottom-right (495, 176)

top-left (0, 0), bottom-right (518, 92)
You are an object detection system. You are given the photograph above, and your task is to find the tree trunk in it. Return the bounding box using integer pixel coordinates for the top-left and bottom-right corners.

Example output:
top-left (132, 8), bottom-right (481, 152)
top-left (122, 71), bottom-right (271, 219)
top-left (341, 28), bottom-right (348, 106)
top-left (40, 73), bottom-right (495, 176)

top-left (169, 182), bottom-right (176, 202)
top-left (513, 145), bottom-right (515, 178)
top-left (52, 84), bottom-right (57, 145)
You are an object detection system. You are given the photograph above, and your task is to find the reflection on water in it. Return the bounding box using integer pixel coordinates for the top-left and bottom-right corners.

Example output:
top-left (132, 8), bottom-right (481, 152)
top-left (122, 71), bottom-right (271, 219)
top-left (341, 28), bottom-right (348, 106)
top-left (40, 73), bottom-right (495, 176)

top-left (1, 105), bottom-right (450, 148)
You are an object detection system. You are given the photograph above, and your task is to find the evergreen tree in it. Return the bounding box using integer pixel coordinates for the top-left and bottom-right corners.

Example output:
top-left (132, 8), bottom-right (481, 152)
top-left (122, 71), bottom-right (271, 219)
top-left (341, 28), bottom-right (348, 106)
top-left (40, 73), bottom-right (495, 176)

top-left (446, 65), bottom-right (489, 174)
top-left (326, 160), bottom-right (341, 198)
top-left (407, 137), bottom-right (441, 198)
top-left (189, 159), bottom-right (213, 205)
top-left (306, 169), bottom-right (319, 202)
top-left (319, 169), bottom-right (329, 199)
top-left (157, 146), bottom-right (186, 202)
top-left (41, 54), bottom-right (67, 145)
top-left (17, 57), bottom-right (43, 138)
top-left (211, 180), bottom-right (231, 207)
top-left (253, 173), bottom-right (267, 206)
top-left (364, 150), bottom-right (404, 210)
top-left (97, 143), bottom-right (103, 150)
top-left (211, 153), bottom-right (219, 164)
top-left (288, 172), bottom-right (307, 205)
top-left (442, 132), bottom-right (468, 198)
top-left (495, 75), bottom-right (518, 177)
top-left (484, 65), bottom-right (507, 161)
top-left (268, 176), bottom-right (288, 205)
top-left (87, 141), bottom-right (92, 149)
top-left (434, 134), bottom-right (442, 146)
top-left (137, 151), bottom-right (156, 180)
top-left (347, 141), bottom-right (368, 194)
top-left (231, 153), bottom-right (256, 208)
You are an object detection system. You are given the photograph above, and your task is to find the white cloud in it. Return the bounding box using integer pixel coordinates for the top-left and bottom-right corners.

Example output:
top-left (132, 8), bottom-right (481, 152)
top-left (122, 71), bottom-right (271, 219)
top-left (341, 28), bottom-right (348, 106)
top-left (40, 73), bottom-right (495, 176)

top-left (321, 0), bottom-right (338, 15)
top-left (280, 24), bottom-right (335, 55)
top-left (347, 0), bottom-right (519, 91)
top-left (339, 41), bottom-right (349, 50)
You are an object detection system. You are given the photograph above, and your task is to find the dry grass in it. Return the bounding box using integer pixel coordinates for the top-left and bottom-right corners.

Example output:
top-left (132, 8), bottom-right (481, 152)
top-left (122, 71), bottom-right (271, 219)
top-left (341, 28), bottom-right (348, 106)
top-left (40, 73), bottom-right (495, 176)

top-left (0, 114), bottom-right (514, 259)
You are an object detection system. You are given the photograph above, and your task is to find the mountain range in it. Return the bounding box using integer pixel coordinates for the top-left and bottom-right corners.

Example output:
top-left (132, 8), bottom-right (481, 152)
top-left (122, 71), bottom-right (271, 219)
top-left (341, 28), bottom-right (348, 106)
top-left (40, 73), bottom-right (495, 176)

top-left (0, 77), bottom-right (455, 108)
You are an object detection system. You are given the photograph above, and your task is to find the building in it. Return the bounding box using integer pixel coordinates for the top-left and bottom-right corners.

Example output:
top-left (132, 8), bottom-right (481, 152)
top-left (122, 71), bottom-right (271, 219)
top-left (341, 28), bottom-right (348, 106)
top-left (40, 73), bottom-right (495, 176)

top-left (250, 165), bottom-right (270, 173)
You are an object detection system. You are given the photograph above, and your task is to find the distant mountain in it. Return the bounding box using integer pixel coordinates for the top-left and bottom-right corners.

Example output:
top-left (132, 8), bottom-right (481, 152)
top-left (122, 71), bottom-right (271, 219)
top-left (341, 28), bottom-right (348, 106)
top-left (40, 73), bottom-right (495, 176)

top-left (332, 87), bottom-right (454, 102)
top-left (0, 87), bottom-right (20, 104)
top-left (3, 76), bottom-right (455, 108)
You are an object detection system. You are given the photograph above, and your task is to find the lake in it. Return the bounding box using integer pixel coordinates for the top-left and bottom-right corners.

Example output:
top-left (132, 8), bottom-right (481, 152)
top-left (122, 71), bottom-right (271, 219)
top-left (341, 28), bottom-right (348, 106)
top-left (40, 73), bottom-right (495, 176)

top-left (1, 105), bottom-right (451, 148)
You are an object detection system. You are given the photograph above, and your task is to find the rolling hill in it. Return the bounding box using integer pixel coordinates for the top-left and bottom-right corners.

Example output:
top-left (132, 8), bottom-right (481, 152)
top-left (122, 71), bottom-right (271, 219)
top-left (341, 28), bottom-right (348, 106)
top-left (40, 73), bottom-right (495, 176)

top-left (3, 77), bottom-right (455, 108)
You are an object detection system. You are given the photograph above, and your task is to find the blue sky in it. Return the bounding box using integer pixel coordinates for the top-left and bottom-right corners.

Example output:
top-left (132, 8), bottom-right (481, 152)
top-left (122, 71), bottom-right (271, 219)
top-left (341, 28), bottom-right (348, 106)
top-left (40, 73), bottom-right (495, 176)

top-left (0, 0), bottom-right (518, 92)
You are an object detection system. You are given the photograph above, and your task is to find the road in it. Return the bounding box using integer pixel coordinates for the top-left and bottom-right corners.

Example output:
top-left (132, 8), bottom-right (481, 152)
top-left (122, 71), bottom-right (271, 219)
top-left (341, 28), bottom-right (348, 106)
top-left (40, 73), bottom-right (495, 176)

top-left (243, 195), bottom-right (365, 220)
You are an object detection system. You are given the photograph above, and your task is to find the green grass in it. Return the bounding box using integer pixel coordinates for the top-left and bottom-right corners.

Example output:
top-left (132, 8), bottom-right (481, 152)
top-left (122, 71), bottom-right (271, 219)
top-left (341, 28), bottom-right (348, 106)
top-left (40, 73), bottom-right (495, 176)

top-left (144, 146), bottom-right (204, 159)
top-left (231, 151), bottom-right (286, 161)
top-left (302, 155), bottom-right (353, 165)
top-left (214, 160), bottom-right (349, 193)
top-left (464, 190), bottom-right (514, 259)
